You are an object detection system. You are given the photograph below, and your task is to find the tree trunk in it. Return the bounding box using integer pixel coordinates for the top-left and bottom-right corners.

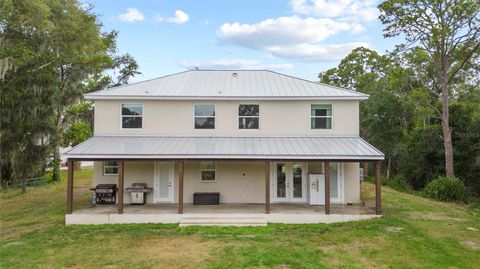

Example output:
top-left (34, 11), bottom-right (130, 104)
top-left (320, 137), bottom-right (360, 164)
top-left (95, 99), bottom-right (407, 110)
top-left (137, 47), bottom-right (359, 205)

top-left (52, 147), bottom-right (61, 182)
top-left (74, 161), bottom-right (82, 171)
top-left (364, 162), bottom-right (369, 177)
top-left (441, 74), bottom-right (454, 178)
top-left (386, 157), bottom-right (391, 179)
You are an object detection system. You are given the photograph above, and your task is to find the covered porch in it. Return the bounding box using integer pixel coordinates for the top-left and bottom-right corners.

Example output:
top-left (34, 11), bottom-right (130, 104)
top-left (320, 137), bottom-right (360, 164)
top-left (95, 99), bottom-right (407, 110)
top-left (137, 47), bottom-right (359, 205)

top-left (64, 136), bottom-right (384, 225)
top-left (66, 203), bottom-right (381, 225)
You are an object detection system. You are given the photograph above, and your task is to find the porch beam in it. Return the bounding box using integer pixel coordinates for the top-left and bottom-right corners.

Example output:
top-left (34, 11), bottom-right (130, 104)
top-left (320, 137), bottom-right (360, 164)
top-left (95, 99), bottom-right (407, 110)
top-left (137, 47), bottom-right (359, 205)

top-left (375, 160), bottom-right (382, 215)
top-left (66, 160), bottom-right (74, 214)
top-left (178, 160), bottom-right (184, 214)
top-left (265, 160), bottom-right (270, 214)
top-left (118, 161), bottom-right (124, 214)
top-left (324, 161), bottom-right (331, 215)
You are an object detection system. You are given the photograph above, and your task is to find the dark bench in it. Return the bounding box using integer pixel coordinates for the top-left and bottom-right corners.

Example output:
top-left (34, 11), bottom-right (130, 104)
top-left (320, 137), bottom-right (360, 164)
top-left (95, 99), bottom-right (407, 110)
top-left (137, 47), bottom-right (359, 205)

top-left (193, 192), bottom-right (220, 205)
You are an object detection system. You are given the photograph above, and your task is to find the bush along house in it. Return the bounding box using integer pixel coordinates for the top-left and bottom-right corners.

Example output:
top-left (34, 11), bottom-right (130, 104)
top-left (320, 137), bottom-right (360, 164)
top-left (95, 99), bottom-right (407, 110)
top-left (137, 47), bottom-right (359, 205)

top-left (64, 70), bottom-right (384, 225)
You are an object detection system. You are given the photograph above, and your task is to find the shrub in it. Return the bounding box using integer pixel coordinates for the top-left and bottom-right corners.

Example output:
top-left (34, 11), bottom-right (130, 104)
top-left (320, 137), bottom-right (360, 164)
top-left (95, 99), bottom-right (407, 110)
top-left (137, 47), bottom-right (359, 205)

top-left (384, 175), bottom-right (410, 192)
top-left (423, 176), bottom-right (468, 202)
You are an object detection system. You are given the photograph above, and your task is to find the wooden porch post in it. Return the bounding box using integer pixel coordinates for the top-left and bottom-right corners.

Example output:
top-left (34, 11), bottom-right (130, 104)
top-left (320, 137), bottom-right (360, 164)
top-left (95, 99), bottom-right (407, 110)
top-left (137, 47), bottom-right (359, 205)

top-left (118, 161), bottom-right (124, 214)
top-left (66, 160), bottom-right (74, 214)
top-left (375, 160), bottom-right (382, 215)
top-left (178, 160), bottom-right (184, 214)
top-left (324, 161), bottom-right (330, 215)
top-left (265, 160), bottom-right (270, 214)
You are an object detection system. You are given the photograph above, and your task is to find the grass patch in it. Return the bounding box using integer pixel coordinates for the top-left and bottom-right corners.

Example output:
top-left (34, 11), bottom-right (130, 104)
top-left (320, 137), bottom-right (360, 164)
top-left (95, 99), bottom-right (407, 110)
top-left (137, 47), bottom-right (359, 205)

top-left (1, 169), bottom-right (479, 268)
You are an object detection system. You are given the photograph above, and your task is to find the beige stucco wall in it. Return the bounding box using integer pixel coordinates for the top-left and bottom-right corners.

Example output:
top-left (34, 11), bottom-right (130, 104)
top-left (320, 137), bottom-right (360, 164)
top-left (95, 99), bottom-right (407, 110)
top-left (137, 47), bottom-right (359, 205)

top-left (93, 100), bottom-right (359, 136)
top-left (343, 162), bottom-right (360, 204)
top-left (92, 160), bottom-right (360, 205)
top-left (183, 161), bottom-right (265, 203)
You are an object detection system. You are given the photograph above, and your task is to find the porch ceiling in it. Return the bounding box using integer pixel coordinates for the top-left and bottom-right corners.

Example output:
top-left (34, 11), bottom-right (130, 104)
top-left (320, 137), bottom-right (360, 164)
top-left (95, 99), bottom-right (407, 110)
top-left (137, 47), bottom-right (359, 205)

top-left (64, 135), bottom-right (384, 161)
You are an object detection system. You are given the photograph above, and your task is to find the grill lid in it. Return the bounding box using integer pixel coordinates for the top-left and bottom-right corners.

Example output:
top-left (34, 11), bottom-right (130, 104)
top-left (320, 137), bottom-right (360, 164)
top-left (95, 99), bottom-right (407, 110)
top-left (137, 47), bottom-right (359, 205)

top-left (126, 183), bottom-right (153, 193)
top-left (95, 184), bottom-right (117, 189)
top-left (131, 183), bottom-right (148, 188)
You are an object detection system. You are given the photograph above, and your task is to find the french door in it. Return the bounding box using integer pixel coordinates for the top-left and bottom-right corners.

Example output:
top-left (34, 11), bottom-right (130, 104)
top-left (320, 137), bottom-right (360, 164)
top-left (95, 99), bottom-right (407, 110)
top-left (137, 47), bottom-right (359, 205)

top-left (154, 162), bottom-right (174, 203)
top-left (329, 162), bottom-right (343, 203)
top-left (272, 162), bottom-right (307, 202)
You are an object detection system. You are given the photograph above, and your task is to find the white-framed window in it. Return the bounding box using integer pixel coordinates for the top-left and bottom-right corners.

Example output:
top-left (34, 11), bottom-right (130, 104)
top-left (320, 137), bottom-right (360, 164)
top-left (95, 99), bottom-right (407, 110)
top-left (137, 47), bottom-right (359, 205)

top-left (103, 161), bottom-right (119, 175)
top-left (238, 104), bottom-right (259, 129)
top-left (194, 104), bottom-right (215, 129)
top-left (311, 104), bottom-right (332, 129)
top-left (121, 103), bottom-right (143, 129)
top-left (200, 161), bottom-right (216, 182)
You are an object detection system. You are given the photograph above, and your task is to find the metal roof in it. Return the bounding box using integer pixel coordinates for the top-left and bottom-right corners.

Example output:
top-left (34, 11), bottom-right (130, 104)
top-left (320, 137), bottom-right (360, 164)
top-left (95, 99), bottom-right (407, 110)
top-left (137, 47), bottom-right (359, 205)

top-left (64, 136), bottom-right (384, 160)
top-left (85, 70), bottom-right (368, 100)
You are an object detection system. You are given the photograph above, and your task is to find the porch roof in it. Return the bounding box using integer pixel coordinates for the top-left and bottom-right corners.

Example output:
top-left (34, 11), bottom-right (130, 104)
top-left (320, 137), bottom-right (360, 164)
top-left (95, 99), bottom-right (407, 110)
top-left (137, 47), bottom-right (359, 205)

top-left (64, 136), bottom-right (384, 161)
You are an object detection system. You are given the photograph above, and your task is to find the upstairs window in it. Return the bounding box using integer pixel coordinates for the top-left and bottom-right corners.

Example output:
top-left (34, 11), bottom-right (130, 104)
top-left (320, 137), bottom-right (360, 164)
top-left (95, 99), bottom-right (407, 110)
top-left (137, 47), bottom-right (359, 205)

top-left (238, 104), bottom-right (259, 129)
top-left (311, 104), bottom-right (332, 129)
top-left (194, 104), bottom-right (215, 129)
top-left (104, 161), bottom-right (119, 175)
top-left (200, 161), bottom-right (216, 182)
top-left (121, 104), bottom-right (143, 129)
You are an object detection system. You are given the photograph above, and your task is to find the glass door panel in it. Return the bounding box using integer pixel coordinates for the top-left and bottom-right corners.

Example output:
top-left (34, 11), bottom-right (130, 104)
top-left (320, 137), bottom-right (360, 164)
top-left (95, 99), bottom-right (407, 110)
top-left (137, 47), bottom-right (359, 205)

top-left (158, 164), bottom-right (170, 198)
top-left (155, 162), bottom-right (173, 202)
top-left (292, 164), bottom-right (303, 198)
top-left (329, 162), bottom-right (339, 199)
top-left (276, 163), bottom-right (286, 198)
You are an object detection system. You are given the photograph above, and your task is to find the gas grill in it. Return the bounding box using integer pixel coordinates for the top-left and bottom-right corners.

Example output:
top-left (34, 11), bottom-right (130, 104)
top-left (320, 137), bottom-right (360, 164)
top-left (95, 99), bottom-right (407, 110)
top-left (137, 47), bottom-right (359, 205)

top-left (90, 184), bottom-right (117, 204)
top-left (126, 183), bottom-right (153, 205)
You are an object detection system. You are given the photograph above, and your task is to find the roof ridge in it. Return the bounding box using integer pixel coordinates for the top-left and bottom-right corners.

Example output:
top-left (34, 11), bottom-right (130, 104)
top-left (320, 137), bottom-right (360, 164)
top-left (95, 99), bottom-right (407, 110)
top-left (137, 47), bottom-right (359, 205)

top-left (85, 70), bottom-right (369, 99)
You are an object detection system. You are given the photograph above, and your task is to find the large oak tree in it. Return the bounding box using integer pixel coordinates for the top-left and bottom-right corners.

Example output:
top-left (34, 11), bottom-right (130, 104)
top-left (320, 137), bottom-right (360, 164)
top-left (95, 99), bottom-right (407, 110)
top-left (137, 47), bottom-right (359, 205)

top-left (378, 0), bottom-right (480, 177)
top-left (0, 0), bottom-right (139, 183)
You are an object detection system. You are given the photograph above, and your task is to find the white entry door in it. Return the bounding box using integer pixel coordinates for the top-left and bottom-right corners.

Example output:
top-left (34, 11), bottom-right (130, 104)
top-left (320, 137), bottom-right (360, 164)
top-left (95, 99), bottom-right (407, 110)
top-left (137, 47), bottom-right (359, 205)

top-left (272, 162), bottom-right (307, 203)
top-left (154, 162), bottom-right (174, 203)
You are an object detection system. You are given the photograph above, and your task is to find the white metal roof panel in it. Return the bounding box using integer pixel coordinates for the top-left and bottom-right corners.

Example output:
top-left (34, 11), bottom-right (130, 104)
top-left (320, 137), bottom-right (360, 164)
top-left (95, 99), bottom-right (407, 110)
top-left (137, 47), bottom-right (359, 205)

top-left (85, 70), bottom-right (368, 100)
top-left (65, 136), bottom-right (384, 160)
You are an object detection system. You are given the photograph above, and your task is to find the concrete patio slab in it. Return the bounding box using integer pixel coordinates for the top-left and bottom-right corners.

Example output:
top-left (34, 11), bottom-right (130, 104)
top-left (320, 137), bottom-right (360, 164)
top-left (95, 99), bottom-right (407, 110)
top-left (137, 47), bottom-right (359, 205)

top-left (66, 203), bottom-right (380, 225)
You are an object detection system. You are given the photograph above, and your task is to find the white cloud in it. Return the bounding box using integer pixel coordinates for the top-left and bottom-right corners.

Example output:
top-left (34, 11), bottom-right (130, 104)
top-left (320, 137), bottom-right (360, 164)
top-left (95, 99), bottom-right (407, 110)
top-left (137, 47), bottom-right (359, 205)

top-left (218, 16), bottom-right (363, 49)
top-left (217, 16), bottom-right (366, 61)
top-left (291, 0), bottom-right (380, 22)
top-left (118, 8), bottom-right (145, 23)
top-left (179, 58), bottom-right (294, 71)
top-left (156, 10), bottom-right (189, 24)
top-left (268, 42), bottom-right (368, 61)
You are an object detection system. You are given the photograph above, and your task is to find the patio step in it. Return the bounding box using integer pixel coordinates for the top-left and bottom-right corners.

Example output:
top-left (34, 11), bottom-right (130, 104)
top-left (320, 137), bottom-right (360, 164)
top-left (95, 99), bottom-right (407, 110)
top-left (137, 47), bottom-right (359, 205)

top-left (179, 216), bottom-right (267, 226)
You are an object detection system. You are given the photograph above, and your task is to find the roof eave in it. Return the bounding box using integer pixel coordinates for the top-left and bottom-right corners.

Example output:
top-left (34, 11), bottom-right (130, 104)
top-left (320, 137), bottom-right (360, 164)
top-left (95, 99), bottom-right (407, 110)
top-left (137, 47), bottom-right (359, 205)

top-left (64, 153), bottom-right (384, 161)
top-left (84, 95), bottom-right (369, 101)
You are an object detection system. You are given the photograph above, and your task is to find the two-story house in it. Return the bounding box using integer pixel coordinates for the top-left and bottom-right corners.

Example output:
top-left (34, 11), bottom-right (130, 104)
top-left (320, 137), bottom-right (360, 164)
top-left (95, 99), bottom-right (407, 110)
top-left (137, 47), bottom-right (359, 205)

top-left (64, 70), bottom-right (384, 225)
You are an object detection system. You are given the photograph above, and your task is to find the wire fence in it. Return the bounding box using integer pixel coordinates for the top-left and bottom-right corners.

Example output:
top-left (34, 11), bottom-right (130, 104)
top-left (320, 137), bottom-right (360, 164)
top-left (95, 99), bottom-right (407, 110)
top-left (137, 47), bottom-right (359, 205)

top-left (1, 177), bottom-right (48, 192)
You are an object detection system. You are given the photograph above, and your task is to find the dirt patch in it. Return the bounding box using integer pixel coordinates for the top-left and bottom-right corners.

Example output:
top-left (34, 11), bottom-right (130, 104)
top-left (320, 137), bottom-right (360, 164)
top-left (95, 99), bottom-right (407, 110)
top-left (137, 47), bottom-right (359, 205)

top-left (409, 212), bottom-right (467, 222)
top-left (466, 227), bottom-right (478, 232)
top-left (322, 237), bottom-right (390, 269)
top-left (138, 235), bottom-right (216, 268)
top-left (461, 240), bottom-right (479, 250)
top-left (385, 226), bottom-right (404, 233)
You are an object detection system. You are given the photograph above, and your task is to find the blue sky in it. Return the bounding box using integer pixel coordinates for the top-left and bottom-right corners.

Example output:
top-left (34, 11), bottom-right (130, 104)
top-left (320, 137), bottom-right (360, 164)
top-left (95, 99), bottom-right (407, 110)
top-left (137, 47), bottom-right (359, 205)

top-left (83, 0), bottom-right (402, 81)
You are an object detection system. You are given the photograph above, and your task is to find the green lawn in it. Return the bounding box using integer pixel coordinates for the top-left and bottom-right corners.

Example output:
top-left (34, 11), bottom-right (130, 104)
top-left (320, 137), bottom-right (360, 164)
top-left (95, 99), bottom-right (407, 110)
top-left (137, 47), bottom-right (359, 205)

top-left (1, 169), bottom-right (479, 269)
